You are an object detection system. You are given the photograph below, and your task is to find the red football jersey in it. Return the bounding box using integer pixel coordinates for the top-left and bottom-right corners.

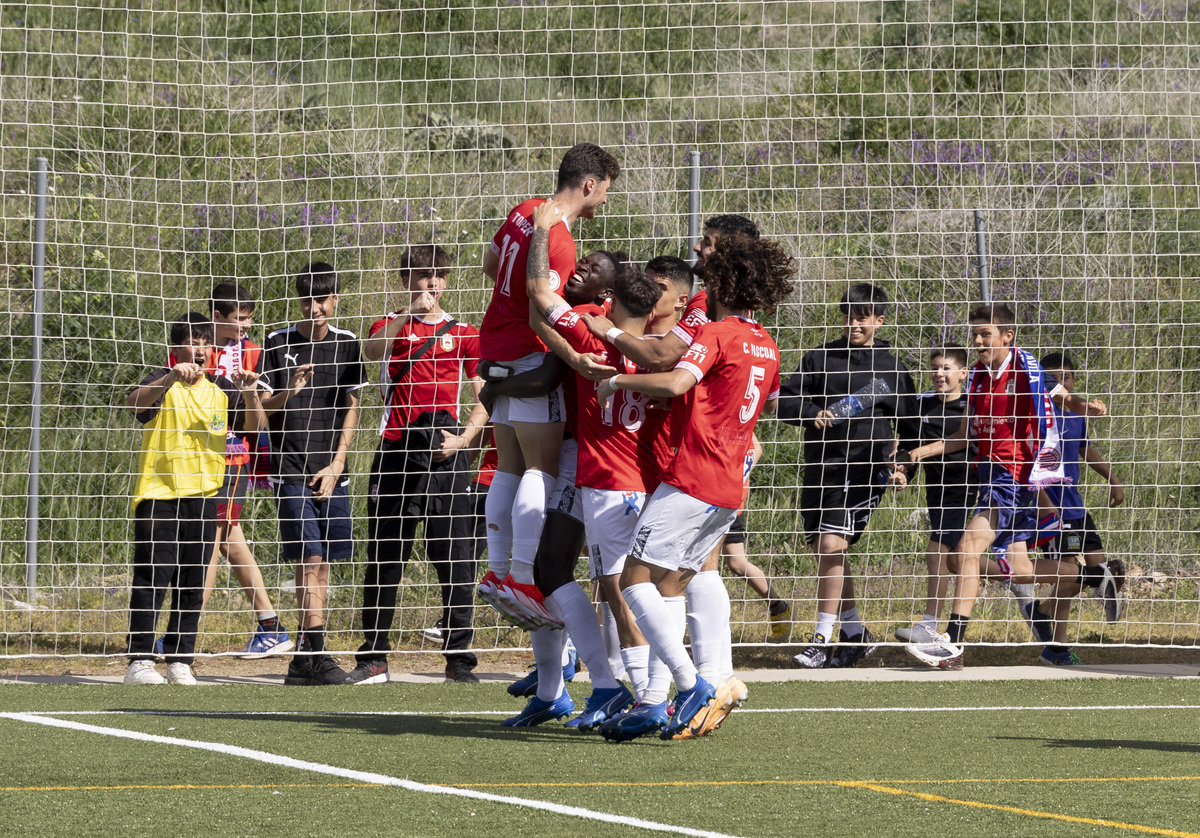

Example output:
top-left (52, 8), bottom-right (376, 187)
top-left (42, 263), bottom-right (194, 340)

top-left (660, 316), bottom-right (781, 509)
top-left (369, 313), bottom-right (481, 441)
top-left (968, 348), bottom-right (1059, 483)
top-left (548, 303), bottom-right (670, 492)
top-left (669, 289), bottom-right (709, 347)
top-left (480, 199), bottom-right (577, 362)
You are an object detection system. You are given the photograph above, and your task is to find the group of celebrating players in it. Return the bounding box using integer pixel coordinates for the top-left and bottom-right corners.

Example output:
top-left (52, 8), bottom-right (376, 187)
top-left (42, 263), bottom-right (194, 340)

top-left (470, 142), bottom-right (1124, 740)
top-left (125, 139), bottom-right (1126, 743)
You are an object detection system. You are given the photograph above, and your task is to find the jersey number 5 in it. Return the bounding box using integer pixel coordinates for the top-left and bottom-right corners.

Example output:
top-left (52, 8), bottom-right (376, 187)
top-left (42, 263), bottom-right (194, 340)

top-left (739, 365), bottom-right (766, 424)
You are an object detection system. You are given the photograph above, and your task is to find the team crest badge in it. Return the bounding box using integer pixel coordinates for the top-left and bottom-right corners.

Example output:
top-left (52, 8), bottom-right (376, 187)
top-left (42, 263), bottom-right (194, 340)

top-left (209, 413), bottom-right (226, 432)
top-left (440, 333), bottom-right (455, 351)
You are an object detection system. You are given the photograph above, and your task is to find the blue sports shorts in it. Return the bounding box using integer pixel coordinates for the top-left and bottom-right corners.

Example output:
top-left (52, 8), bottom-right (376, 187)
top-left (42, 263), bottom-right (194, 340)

top-left (275, 481), bottom-right (354, 562)
top-left (973, 460), bottom-right (1038, 553)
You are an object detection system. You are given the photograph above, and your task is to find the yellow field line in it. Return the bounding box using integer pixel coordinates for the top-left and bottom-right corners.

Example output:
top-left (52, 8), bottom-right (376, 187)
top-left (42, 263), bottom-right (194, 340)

top-left (448, 776), bottom-right (1200, 789)
top-left (845, 781), bottom-right (1200, 838)
top-left (0, 782), bottom-right (382, 792)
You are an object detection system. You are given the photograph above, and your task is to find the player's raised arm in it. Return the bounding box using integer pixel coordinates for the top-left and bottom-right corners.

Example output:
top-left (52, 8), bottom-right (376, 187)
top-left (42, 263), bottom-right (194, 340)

top-left (526, 199), bottom-right (569, 320)
top-left (585, 311), bottom-right (689, 372)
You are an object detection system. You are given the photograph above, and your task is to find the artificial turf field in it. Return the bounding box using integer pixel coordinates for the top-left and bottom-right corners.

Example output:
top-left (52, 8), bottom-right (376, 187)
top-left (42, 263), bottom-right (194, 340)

top-left (2, 678), bottom-right (1199, 837)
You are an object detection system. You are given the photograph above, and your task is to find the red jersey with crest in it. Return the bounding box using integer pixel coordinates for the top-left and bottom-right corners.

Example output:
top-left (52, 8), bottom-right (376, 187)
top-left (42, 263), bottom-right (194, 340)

top-left (968, 348), bottom-right (1062, 483)
top-left (662, 316), bottom-right (781, 509)
top-left (669, 289), bottom-right (709, 346)
top-left (548, 302), bottom-right (670, 492)
top-left (369, 312), bottom-right (480, 441)
top-left (480, 199), bottom-right (577, 362)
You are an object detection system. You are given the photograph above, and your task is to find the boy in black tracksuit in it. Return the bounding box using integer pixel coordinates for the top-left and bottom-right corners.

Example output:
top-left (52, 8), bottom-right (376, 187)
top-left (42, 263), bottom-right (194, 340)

top-left (777, 283), bottom-right (920, 668)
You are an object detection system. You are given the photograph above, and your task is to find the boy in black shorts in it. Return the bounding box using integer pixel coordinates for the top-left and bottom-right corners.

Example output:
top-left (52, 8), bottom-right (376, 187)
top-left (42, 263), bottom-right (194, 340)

top-left (778, 283), bottom-right (921, 668)
top-left (892, 345), bottom-right (977, 645)
top-left (262, 262), bottom-right (368, 685)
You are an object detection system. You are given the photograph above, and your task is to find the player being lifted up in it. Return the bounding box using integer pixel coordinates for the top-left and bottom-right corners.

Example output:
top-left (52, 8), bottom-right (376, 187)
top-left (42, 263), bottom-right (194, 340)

top-left (585, 214), bottom-right (762, 727)
top-left (597, 232), bottom-right (795, 742)
top-left (475, 143), bottom-right (621, 628)
top-left (503, 198), bottom-right (671, 730)
top-left (902, 303), bottom-right (1106, 669)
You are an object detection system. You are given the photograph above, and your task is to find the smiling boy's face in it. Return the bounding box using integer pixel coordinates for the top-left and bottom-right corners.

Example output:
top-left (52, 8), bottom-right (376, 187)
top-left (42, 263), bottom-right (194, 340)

top-left (930, 354), bottom-right (967, 393)
top-left (843, 311), bottom-right (884, 346)
top-left (212, 307), bottom-right (253, 342)
top-left (970, 321), bottom-right (1015, 368)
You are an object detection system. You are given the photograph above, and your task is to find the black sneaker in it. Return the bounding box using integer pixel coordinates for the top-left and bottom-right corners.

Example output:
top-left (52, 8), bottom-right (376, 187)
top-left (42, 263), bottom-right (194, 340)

top-left (445, 660), bottom-right (480, 683)
top-left (828, 627), bottom-right (878, 668)
top-left (792, 632), bottom-right (830, 668)
top-left (309, 654), bottom-right (349, 686)
top-left (345, 659), bottom-right (389, 685)
top-left (283, 655), bottom-right (314, 686)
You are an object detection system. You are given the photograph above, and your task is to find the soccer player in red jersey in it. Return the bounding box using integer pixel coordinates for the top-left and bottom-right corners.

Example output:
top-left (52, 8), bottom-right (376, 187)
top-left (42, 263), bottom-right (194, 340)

top-left (498, 199), bottom-right (684, 730)
top-left (585, 215), bottom-right (763, 728)
top-left (901, 303), bottom-right (1107, 669)
top-left (595, 233), bottom-right (795, 741)
top-left (476, 143), bottom-right (621, 626)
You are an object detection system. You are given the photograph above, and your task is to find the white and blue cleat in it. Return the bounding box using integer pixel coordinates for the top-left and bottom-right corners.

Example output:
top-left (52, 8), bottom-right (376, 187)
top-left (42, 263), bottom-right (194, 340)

top-left (599, 701), bottom-right (670, 742)
top-left (660, 676), bottom-right (717, 740)
top-left (566, 685), bottom-right (634, 731)
top-left (500, 690), bottom-right (575, 728)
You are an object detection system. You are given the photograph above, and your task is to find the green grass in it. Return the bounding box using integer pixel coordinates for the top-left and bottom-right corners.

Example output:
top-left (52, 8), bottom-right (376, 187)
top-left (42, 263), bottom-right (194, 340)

top-left (2, 678), bottom-right (1200, 836)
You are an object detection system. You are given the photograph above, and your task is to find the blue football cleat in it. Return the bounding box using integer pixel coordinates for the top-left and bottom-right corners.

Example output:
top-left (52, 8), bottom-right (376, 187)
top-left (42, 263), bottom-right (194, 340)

top-left (500, 691), bottom-right (575, 728)
top-left (566, 685), bottom-right (634, 731)
top-left (506, 645), bottom-right (579, 698)
top-left (661, 676), bottom-right (717, 739)
top-left (599, 701), bottom-right (670, 742)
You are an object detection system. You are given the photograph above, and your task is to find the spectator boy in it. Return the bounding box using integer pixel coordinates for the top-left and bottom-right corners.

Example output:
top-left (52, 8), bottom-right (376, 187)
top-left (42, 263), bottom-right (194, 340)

top-left (349, 244), bottom-right (488, 685)
top-left (777, 283), bottom-right (921, 669)
top-left (261, 262), bottom-right (368, 685)
top-left (124, 313), bottom-right (265, 685)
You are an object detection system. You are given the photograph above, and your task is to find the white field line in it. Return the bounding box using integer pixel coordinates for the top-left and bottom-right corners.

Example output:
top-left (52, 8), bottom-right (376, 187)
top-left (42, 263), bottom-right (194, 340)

top-left (0, 712), bottom-right (742, 838)
top-left (10, 703), bottom-right (1200, 719)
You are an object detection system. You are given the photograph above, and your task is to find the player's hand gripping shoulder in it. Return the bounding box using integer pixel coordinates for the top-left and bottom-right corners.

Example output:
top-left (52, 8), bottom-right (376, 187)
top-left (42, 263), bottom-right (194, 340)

top-left (583, 312), bottom-right (616, 340)
top-left (531, 198), bottom-right (563, 230)
top-left (575, 352), bottom-right (618, 382)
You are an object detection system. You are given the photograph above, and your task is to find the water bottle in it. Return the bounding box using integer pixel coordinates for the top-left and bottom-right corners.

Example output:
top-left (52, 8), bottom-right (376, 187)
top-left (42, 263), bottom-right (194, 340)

top-left (825, 378), bottom-right (892, 425)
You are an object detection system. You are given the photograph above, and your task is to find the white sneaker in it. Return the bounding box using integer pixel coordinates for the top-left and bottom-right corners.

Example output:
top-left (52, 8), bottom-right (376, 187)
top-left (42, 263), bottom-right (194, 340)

top-left (166, 663), bottom-right (198, 685)
top-left (124, 660), bottom-right (165, 685)
top-left (895, 623), bottom-right (947, 644)
top-left (905, 639), bottom-right (964, 670)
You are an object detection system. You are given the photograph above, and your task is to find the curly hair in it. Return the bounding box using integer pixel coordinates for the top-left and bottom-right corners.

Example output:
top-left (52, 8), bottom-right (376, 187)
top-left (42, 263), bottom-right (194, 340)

top-left (698, 234), bottom-right (795, 314)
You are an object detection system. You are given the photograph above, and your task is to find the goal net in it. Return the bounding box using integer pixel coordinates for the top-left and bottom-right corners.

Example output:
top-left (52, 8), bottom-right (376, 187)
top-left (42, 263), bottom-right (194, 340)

top-left (2, 0), bottom-right (1197, 661)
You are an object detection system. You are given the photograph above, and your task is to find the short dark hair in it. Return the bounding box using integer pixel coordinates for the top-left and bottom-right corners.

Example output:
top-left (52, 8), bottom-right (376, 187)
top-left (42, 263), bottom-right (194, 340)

top-left (700, 234), bottom-right (795, 314)
top-left (295, 261), bottom-right (339, 299)
top-left (645, 255), bottom-right (694, 293)
top-left (1040, 352), bottom-right (1074, 371)
top-left (931, 343), bottom-right (969, 369)
top-left (612, 266), bottom-right (663, 319)
top-left (704, 214), bottom-right (759, 240)
top-left (593, 250), bottom-right (627, 278)
top-left (170, 312), bottom-right (213, 346)
top-left (399, 243), bottom-right (452, 277)
top-left (840, 283), bottom-right (888, 318)
top-left (968, 302), bottom-right (1017, 329)
top-left (211, 281), bottom-right (255, 318)
top-left (556, 143), bottom-right (621, 191)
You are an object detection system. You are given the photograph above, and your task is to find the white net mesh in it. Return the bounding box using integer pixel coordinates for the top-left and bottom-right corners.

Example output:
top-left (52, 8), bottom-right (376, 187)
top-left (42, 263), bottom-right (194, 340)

top-left (1, 0), bottom-right (1197, 659)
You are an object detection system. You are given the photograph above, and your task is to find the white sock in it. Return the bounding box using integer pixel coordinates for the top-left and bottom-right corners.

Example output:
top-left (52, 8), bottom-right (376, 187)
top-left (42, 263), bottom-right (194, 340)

top-left (599, 601), bottom-right (627, 680)
top-left (484, 471), bottom-right (520, 579)
top-left (531, 626), bottom-right (566, 702)
top-left (686, 571), bottom-right (732, 684)
top-left (840, 605), bottom-right (863, 638)
top-left (919, 613), bottom-right (939, 631)
top-left (549, 583), bottom-right (618, 689)
top-left (620, 644), bottom-right (650, 699)
top-left (644, 646), bottom-right (672, 706)
top-left (1007, 580), bottom-right (1035, 606)
top-left (510, 470), bottom-right (555, 584)
top-left (622, 583), bottom-right (697, 692)
top-left (815, 611), bottom-right (837, 641)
